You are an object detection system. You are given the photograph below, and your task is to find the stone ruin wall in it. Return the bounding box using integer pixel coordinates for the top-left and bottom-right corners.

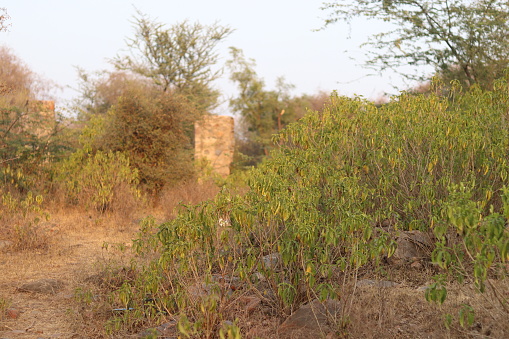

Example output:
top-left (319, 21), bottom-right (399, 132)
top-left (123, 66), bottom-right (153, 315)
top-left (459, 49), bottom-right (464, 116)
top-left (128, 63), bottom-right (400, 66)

top-left (26, 100), bottom-right (55, 138)
top-left (194, 115), bottom-right (235, 178)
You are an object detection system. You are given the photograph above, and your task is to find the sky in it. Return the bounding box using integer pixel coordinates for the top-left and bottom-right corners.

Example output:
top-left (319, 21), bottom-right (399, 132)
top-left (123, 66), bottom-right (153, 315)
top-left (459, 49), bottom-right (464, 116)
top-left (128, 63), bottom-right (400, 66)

top-left (1, 0), bottom-right (422, 115)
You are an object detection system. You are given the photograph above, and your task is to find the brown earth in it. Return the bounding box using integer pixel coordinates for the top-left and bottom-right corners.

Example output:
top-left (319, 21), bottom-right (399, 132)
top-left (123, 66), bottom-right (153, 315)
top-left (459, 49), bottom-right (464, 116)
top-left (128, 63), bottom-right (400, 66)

top-left (0, 211), bottom-right (143, 338)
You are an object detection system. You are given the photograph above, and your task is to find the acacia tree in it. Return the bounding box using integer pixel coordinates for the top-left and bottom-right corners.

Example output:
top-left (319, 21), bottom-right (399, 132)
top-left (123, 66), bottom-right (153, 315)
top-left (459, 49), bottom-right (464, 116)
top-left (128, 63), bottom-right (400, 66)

top-left (113, 10), bottom-right (233, 111)
top-left (322, 0), bottom-right (509, 90)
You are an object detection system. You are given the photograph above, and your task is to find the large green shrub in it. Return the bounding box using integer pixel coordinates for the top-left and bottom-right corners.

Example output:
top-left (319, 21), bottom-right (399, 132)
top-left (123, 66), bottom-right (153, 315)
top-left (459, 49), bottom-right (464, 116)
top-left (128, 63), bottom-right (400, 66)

top-left (102, 88), bottom-right (199, 193)
top-left (104, 77), bottom-right (509, 335)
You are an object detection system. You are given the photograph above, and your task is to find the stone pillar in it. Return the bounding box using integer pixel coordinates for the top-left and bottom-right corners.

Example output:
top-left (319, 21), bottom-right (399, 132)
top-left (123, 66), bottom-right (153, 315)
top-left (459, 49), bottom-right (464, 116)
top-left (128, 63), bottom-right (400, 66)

top-left (27, 100), bottom-right (55, 138)
top-left (194, 115), bottom-right (235, 178)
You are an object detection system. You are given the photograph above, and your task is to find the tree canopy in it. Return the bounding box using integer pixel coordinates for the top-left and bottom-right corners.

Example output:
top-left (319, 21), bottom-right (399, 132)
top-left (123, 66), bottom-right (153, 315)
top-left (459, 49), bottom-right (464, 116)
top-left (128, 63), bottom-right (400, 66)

top-left (227, 48), bottom-right (299, 159)
top-left (101, 87), bottom-right (198, 192)
top-left (0, 47), bottom-right (65, 191)
top-left (227, 48), bottom-right (330, 165)
top-left (322, 0), bottom-right (509, 90)
top-left (73, 68), bottom-right (152, 120)
top-left (113, 11), bottom-right (233, 111)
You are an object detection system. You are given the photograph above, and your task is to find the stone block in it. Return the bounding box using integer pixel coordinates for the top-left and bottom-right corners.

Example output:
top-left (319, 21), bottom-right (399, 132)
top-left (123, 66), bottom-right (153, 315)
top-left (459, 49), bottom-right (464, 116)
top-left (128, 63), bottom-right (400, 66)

top-left (194, 115), bottom-right (234, 177)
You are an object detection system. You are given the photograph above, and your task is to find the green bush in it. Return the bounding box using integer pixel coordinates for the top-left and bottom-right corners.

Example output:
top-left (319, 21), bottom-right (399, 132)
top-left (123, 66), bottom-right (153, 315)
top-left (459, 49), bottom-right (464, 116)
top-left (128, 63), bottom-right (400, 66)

top-left (59, 149), bottom-right (139, 213)
top-left (102, 88), bottom-right (199, 193)
top-left (101, 77), bottom-right (509, 335)
top-left (0, 190), bottom-right (50, 251)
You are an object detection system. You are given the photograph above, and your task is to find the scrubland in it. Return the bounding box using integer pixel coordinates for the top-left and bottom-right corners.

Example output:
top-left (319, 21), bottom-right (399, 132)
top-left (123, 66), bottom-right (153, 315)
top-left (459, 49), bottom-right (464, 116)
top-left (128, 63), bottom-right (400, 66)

top-left (2, 79), bottom-right (509, 338)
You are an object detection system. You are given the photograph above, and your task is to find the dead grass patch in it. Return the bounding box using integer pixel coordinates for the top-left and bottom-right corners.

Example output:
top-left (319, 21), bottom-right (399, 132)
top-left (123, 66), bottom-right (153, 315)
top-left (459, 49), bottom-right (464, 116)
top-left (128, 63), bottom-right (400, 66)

top-left (158, 179), bottom-right (221, 219)
top-left (338, 280), bottom-right (508, 338)
top-left (0, 208), bottom-right (143, 338)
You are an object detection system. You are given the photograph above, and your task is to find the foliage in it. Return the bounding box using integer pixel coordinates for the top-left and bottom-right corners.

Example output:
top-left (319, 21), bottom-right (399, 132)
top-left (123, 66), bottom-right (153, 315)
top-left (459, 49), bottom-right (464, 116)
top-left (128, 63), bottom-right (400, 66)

top-left (0, 189), bottom-right (50, 251)
top-left (71, 68), bottom-right (202, 194)
top-left (429, 183), bottom-right (509, 314)
top-left (101, 87), bottom-right (199, 193)
top-left (298, 79), bottom-right (509, 228)
top-left (227, 48), bottom-right (329, 165)
top-left (59, 147), bottom-right (139, 213)
top-left (113, 10), bottom-right (233, 112)
top-left (321, 0), bottom-right (509, 90)
top-left (0, 47), bottom-right (65, 192)
top-left (86, 75), bottom-right (509, 335)
top-left (0, 46), bottom-right (36, 103)
top-left (72, 68), bottom-right (150, 119)
top-left (227, 48), bottom-right (297, 157)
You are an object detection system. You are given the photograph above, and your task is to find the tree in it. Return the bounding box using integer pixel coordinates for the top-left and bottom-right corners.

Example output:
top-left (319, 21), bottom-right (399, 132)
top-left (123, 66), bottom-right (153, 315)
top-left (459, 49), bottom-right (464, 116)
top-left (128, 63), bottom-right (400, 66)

top-left (227, 48), bottom-right (300, 161)
top-left (73, 68), bottom-right (151, 119)
top-left (227, 48), bottom-right (330, 166)
top-left (322, 0), bottom-right (509, 90)
top-left (0, 46), bottom-right (36, 106)
top-left (101, 87), bottom-right (199, 193)
top-left (0, 47), bottom-right (51, 169)
top-left (0, 47), bottom-right (70, 195)
top-left (113, 10), bottom-right (233, 111)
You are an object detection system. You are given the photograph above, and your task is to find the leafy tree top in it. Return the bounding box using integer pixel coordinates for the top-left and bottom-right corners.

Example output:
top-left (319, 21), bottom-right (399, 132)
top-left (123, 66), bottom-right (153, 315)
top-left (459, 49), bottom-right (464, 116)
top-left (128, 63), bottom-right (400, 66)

top-left (322, 0), bottom-right (509, 90)
top-left (113, 10), bottom-right (233, 111)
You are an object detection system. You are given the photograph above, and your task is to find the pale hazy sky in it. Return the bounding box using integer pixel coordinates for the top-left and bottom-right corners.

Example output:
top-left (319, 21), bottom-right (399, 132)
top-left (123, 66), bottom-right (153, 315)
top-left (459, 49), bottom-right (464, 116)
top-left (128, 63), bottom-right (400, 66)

top-left (1, 0), bottom-right (423, 115)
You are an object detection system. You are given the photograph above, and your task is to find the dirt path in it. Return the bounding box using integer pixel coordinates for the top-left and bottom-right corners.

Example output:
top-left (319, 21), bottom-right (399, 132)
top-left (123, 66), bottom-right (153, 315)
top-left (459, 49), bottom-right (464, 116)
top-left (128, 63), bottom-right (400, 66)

top-left (0, 214), bottom-right (140, 339)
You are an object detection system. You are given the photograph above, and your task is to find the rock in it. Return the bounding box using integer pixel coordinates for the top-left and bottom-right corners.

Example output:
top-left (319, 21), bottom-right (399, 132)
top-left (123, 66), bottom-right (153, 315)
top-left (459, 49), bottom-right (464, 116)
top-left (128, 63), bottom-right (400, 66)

top-left (137, 327), bottom-right (161, 338)
top-left (261, 253), bottom-right (282, 270)
top-left (417, 285), bottom-right (431, 292)
top-left (410, 261), bottom-right (423, 269)
top-left (138, 320), bottom-right (177, 338)
top-left (0, 240), bottom-right (12, 251)
top-left (391, 230), bottom-right (433, 265)
top-left (356, 279), bottom-right (400, 288)
top-left (187, 275), bottom-right (240, 299)
top-left (240, 296), bottom-right (261, 315)
top-left (278, 299), bottom-right (341, 338)
top-left (187, 282), bottom-right (214, 299)
top-left (6, 308), bottom-right (21, 319)
top-left (18, 279), bottom-right (64, 294)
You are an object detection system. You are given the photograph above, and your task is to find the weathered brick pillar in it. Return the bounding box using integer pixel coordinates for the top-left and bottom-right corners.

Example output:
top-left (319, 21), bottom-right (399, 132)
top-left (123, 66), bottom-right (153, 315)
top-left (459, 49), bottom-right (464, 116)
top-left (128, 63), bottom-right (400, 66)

top-left (194, 115), bottom-right (235, 178)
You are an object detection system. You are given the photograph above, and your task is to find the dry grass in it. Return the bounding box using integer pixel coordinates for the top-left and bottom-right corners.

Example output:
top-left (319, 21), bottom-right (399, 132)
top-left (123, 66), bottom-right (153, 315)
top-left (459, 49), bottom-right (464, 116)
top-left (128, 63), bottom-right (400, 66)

top-left (0, 201), bottom-right (52, 253)
top-left (340, 279), bottom-right (509, 338)
top-left (0, 179), bottom-right (223, 338)
top-left (158, 179), bottom-right (221, 219)
top-left (0, 208), bottom-right (142, 338)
